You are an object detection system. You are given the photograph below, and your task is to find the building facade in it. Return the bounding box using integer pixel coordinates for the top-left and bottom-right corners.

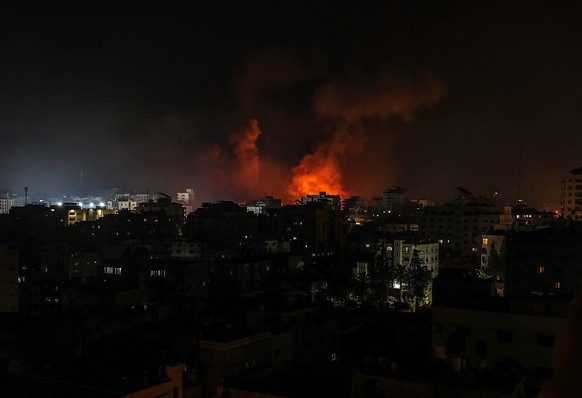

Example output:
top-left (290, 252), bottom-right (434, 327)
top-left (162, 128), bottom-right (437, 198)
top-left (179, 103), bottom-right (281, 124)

top-left (419, 188), bottom-right (505, 256)
top-left (560, 167), bottom-right (582, 219)
top-left (0, 195), bottom-right (15, 214)
top-left (393, 239), bottom-right (439, 276)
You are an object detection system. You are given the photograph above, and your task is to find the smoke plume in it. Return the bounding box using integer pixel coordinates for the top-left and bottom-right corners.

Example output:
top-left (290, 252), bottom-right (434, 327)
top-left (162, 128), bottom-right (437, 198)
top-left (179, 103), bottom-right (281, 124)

top-left (288, 68), bottom-right (447, 200)
top-left (229, 118), bottom-right (261, 196)
top-left (234, 47), bottom-right (325, 115)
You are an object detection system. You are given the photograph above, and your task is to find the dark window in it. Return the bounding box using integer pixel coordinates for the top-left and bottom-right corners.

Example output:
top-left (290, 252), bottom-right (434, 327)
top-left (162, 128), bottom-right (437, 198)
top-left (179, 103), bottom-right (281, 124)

top-left (497, 330), bottom-right (513, 342)
top-left (537, 335), bottom-right (555, 347)
top-left (536, 367), bottom-right (554, 378)
top-left (456, 326), bottom-right (471, 337)
top-left (475, 340), bottom-right (487, 356)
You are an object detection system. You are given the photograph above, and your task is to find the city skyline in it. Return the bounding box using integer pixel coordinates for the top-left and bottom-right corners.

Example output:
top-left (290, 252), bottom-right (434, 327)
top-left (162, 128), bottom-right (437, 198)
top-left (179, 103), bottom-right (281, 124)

top-left (2, 2), bottom-right (581, 209)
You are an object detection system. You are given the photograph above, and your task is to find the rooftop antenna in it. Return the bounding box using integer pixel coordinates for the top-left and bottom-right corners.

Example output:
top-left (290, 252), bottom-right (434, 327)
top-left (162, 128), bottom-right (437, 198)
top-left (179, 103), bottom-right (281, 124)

top-left (517, 145), bottom-right (523, 204)
top-left (24, 186), bottom-right (28, 205)
top-left (80, 171), bottom-right (84, 197)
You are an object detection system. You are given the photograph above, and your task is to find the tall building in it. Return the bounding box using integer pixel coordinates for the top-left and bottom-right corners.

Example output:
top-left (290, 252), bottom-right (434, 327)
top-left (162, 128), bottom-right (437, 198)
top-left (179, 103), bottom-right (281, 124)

top-left (382, 186), bottom-right (406, 215)
top-left (0, 194), bottom-right (15, 214)
top-left (560, 167), bottom-right (582, 219)
top-left (505, 223), bottom-right (582, 297)
top-left (246, 195), bottom-right (282, 215)
top-left (419, 188), bottom-right (505, 256)
top-left (177, 188), bottom-right (196, 214)
top-left (280, 202), bottom-right (345, 255)
top-left (302, 192), bottom-right (342, 210)
top-left (342, 195), bottom-right (367, 215)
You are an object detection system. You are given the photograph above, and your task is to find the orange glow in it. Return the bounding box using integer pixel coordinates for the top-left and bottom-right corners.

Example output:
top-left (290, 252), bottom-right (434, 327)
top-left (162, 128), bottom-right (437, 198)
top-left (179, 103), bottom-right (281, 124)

top-left (229, 119), bottom-right (261, 193)
top-left (287, 138), bottom-right (350, 200)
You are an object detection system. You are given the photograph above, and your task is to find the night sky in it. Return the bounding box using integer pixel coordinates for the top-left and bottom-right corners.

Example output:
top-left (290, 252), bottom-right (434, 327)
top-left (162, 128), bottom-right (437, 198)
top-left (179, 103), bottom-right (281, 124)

top-left (2, 1), bottom-right (581, 208)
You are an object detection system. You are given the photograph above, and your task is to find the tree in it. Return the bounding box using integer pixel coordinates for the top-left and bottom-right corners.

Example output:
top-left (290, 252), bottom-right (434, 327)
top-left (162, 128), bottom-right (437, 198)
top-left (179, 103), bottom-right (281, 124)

top-left (487, 242), bottom-right (505, 280)
top-left (350, 271), bottom-right (369, 303)
top-left (403, 249), bottom-right (433, 312)
top-left (369, 255), bottom-right (391, 305)
top-left (391, 262), bottom-right (407, 302)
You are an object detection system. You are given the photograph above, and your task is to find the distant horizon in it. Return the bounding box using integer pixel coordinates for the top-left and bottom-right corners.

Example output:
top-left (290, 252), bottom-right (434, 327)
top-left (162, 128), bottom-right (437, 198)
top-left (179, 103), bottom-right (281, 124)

top-left (1, 184), bottom-right (561, 212)
top-left (2, 2), bottom-right (578, 214)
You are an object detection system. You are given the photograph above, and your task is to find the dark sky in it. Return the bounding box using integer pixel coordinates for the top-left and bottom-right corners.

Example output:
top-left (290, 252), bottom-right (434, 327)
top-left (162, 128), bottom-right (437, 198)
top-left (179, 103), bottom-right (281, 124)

top-left (1, 1), bottom-right (581, 209)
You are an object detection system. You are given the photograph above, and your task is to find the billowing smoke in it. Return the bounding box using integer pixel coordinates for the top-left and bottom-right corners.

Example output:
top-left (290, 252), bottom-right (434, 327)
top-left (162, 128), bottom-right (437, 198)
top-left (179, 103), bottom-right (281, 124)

top-left (229, 118), bottom-right (261, 196)
top-left (288, 68), bottom-right (447, 200)
top-left (233, 46), bottom-right (325, 116)
top-left (191, 119), bottom-right (265, 202)
top-left (169, 50), bottom-right (446, 205)
top-left (312, 69), bottom-right (446, 122)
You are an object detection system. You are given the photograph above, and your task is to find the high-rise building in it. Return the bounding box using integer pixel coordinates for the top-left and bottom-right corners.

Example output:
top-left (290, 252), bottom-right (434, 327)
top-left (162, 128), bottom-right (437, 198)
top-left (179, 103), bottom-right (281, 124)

top-left (0, 194), bottom-right (15, 214)
top-left (343, 196), bottom-right (368, 215)
top-left (560, 167), bottom-right (582, 219)
top-left (382, 186), bottom-right (406, 215)
top-left (419, 188), bottom-right (505, 256)
top-left (177, 188), bottom-right (196, 214)
top-left (177, 188), bottom-right (195, 204)
top-left (302, 192), bottom-right (342, 210)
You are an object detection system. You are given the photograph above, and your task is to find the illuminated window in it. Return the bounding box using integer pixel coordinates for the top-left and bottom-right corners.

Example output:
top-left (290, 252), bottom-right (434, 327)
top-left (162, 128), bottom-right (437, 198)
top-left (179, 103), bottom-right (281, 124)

top-left (104, 267), bottom-right (122, 275)
top-left (537, 265), bottom-right (545, 274)
top-left (554, 282), bottom-right (561, 289)
top-left (482, 238), bottom-right (489, 245)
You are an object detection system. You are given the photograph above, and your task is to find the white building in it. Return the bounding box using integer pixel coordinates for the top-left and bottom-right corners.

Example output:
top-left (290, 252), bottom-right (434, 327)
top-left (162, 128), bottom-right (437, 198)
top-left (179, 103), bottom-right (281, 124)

top-left (107, 199), bottom-right (138, 211)
top-left (177, 188), bottom-right (195, 203)
top-left (105, 192), bottom-right (157, 211)
top-left (0, 196), bottom-right (15, 214)
top-left (177, 188), bottom-right (195, 214)
top-left (393, 239), bottom-right (439, 276)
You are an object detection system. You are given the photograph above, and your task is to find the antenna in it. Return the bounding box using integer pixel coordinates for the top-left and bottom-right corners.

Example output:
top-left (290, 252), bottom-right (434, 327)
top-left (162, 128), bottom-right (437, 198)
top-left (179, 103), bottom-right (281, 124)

top-left (517, 145), bottom-right (523, 203)
top-left (80, 171), bottom-right (84, 197)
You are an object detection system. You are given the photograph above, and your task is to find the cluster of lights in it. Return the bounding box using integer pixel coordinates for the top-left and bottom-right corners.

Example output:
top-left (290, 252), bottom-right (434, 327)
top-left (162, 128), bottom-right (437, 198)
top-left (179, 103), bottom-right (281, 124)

top-left (55, 201), bottom-right (106, 208)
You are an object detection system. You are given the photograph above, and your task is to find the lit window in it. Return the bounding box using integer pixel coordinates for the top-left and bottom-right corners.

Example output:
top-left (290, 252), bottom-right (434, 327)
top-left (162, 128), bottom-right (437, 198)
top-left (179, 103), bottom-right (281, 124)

top-left (554, 282), bottom-right (561, 289)
top-left (482, 238), bottom-right (489, 245)
top-left (537, 266), bottom-right (545, 274)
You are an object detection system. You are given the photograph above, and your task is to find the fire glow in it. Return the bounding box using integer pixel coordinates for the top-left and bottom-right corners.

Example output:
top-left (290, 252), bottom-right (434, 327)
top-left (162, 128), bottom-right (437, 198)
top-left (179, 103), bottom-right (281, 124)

top-left (196, 56), bottom-right (446, 204)
top-left (288, 148), bottom-right (349, 200)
